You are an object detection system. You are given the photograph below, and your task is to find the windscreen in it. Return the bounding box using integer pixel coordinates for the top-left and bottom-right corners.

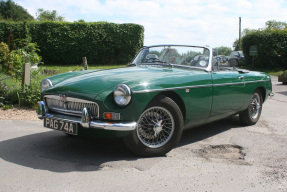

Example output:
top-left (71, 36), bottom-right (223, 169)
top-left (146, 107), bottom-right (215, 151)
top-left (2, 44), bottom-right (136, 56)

top-left (132, 46), bottom-right (210, 68)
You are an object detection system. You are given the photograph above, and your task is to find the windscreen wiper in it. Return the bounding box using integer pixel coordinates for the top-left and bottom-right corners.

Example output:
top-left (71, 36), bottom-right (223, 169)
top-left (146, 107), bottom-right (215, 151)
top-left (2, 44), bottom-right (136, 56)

top-left (127, 63), bottom-right (136, 67)
top-left (151, 59), bottom-right (173, 67)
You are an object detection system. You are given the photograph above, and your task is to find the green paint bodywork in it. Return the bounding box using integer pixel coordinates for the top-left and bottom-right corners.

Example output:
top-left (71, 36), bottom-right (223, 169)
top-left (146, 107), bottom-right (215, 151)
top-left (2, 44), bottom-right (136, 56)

top-left (42, 65), bottom-right (272, 137)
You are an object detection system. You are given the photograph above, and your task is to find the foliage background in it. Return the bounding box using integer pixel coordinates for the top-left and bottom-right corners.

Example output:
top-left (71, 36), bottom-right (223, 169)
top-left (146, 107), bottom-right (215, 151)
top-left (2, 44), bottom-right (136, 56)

top-left (0, 0), bottom-right (34, 21)
top-left (242, 29), bottom-right (287, 69)
top-left (0, 21), bottom-right (144, 65)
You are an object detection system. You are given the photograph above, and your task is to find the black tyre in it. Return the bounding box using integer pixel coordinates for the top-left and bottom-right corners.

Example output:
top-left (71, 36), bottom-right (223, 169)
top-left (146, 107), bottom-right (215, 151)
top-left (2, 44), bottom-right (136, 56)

top-left (239, 89), bottom-right (263, 125)
top-left (124, 96), bottom-right (184, 157)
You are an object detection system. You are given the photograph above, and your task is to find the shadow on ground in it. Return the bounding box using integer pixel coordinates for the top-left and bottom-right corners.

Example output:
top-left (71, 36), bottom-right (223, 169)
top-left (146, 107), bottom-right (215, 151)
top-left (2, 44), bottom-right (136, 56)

top-left (0, 116), bottom-right (243, 173)
top-left (276, 91), bottom-right (287, 96)
top-left (179, 115), bottom-right (242, 147)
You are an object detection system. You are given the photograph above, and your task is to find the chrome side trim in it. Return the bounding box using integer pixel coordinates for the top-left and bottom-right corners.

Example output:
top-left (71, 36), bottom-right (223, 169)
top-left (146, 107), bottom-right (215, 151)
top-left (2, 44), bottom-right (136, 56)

top-left (213, 80), bottom-right (270, 87)
top-left (133, 79), bottom-right (271, 94)
top-left (133, 84), bottom-right (213, 94)
top-left (213, 82), bottom-right (244, 87)
top-left (244, 80), bottom-right (270, 84)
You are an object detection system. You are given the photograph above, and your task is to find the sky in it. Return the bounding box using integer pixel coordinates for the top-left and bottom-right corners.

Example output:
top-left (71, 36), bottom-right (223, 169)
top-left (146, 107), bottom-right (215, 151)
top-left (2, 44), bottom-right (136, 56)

top-left (14, 0), bottom-right (287, 48)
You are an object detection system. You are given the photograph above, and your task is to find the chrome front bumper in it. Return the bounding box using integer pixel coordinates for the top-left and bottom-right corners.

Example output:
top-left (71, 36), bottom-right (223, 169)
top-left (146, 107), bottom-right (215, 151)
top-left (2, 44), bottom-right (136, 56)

top-left (36, 101), bottom-right (137, 131)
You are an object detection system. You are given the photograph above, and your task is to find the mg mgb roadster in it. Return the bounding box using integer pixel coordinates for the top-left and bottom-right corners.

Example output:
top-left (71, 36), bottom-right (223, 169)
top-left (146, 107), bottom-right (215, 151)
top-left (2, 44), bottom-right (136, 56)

top-left (37, 45), bottom-right (273, 156)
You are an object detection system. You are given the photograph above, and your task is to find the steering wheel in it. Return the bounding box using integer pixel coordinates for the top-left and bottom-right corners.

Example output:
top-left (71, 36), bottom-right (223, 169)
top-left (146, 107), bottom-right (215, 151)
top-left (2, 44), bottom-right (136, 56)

top-left (195, 56), bottom-right (207, 67)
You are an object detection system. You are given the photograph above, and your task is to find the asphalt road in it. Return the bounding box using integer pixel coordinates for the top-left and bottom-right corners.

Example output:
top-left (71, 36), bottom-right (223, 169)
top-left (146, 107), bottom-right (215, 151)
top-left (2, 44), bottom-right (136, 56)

top-left (0, 76), bottom-right (286, 192)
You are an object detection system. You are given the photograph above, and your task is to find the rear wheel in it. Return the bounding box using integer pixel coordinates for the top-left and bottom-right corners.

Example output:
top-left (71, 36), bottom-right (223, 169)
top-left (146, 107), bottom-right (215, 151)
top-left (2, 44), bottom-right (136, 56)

top-left (239, 89), bottom-right (263, 125)
top-left (124, 96), bottom-right (184, 157)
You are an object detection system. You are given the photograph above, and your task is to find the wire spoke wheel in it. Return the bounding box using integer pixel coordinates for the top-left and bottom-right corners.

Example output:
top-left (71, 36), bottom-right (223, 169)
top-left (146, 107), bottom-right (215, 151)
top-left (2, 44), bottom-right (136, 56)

top-left (137, 107), bottom-right (175, 148)
top-left (249, 93), bottom-right (261, 119)
top-left (123, 96), bottom-right (183, 156)
top-left (239, 90), bottom-right (263, 125)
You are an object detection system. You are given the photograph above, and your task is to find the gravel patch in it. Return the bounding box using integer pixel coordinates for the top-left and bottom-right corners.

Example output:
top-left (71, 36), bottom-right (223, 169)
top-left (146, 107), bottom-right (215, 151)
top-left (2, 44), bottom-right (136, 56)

top-left (0, 108), bottom-right (40, 121)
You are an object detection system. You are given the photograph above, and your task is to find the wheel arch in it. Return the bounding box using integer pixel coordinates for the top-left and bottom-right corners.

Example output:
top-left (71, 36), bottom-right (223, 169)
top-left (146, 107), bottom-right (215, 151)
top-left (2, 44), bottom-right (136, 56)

top-left (256, 86), bottom-right (266, 102)
top-left (147, 91), bottom-right (186, 121)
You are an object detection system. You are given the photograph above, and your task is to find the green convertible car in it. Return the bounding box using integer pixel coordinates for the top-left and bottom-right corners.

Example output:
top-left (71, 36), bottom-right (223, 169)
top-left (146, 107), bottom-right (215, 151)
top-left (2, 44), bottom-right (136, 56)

top-left (37, 45), bottom-right (273, 156)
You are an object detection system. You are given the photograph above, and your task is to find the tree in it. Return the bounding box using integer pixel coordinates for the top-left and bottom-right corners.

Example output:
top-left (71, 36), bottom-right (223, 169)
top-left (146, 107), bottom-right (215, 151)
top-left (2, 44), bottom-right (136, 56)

top-left (265, 20), bottom-right (287, 30)
top-left (214, 46), bottom-right (232, 56)
top-left (36, 8), bottom-right (65, 22)
top-left (0, 0), bottom-right (34, 21)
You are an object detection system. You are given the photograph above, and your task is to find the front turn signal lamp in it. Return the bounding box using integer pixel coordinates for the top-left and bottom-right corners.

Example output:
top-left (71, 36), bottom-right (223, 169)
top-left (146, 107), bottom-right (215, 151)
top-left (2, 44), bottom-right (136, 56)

top-left (104, 112), bottom-right (120, 120)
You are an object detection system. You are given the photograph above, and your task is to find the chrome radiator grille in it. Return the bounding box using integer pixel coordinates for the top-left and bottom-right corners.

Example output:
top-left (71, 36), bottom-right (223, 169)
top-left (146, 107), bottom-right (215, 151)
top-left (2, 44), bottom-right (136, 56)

top-left (44, 95), bottom-right (99, 118)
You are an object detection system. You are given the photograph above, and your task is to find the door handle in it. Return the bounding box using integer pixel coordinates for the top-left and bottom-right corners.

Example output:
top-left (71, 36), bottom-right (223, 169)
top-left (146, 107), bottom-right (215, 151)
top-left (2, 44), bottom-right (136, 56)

top-left (238, 76), bottom-right (244, 80)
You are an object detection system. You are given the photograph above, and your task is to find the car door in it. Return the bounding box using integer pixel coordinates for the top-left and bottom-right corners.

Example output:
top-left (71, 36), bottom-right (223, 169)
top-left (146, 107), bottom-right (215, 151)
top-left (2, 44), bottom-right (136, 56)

top-left (209, 70), bottom-right (245, 119)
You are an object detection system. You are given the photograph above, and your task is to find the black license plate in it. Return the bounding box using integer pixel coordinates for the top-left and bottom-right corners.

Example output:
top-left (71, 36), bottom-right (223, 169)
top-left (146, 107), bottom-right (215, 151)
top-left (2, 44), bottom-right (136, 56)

top-left (44, 117), bottom-right (78, 135)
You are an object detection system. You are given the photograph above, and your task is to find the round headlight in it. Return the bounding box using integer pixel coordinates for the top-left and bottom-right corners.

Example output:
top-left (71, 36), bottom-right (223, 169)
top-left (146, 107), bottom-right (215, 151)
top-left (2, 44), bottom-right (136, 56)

top-left (114, 84), bottom-right (131, 107)
top-left (41, 79), bottom-right (53, 92)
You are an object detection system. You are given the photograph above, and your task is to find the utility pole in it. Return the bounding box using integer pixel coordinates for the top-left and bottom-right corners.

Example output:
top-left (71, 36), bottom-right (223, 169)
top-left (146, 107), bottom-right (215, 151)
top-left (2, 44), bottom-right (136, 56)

top-left (239, 17), bottom-right (242, 50)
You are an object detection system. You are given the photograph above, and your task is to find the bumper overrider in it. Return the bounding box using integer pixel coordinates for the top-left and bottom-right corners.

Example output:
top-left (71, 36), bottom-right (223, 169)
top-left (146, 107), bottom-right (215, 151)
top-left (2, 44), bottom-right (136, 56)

top-left (36, 101), bottom-right (137, 131)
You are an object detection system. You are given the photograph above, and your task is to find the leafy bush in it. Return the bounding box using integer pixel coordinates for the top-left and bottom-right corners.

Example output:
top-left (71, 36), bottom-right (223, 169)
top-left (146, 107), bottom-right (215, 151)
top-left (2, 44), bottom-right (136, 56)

top-left (21, 82), bottom-right (41, 108)
top-left (0, 21), bottom-right (144, 65)
top-left (0, 42), bottom-right (9, 64)
top-left (0, 80), bottom-right (10, 107)
top-left (0, 36), bottom-right (41, 78)
top-left (242, 29), bottom-right (287, 69)
top-left (14, 35), bottom-right (42, 64)
top-left (1, 33), bottom-right (42, 109)
top-left (2, 50), bottom-right (23, 77)
top-left (278, 70), bottom-right (287, 83)
top-left (0, 80), bottom-right (41, 108)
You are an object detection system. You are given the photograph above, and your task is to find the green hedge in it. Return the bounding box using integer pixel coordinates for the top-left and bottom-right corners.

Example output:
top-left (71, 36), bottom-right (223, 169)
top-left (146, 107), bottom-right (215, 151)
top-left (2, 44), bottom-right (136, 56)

top-left (242, 29), bottom-right (287, 69)
top-left (0, 21), bottom-right (144, 65)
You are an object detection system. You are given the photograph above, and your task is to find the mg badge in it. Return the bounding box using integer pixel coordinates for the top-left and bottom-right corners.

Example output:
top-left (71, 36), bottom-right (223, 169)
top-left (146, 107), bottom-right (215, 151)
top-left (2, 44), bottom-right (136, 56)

top-left (60, 95), bottom-right (66, 103)
top-left (60, 94), bottom-right (67, 109)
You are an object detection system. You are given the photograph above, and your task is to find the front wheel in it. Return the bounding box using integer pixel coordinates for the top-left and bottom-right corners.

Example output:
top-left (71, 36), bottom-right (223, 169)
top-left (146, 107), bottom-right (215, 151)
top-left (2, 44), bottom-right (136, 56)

top-left (239, 89), bottom-right (263, 125)
top-left (123, 96), bottom-right (184, 157)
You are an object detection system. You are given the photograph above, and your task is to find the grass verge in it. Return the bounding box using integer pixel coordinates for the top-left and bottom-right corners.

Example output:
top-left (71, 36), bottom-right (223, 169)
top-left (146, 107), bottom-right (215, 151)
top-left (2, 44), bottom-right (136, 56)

top-left (242, 66), bottom-right (284, 76)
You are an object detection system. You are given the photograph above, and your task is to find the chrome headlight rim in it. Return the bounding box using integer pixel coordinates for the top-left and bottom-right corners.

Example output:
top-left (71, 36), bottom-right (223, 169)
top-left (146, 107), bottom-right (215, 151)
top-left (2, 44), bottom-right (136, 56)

top-left (113, 84), bottom-right (132, 107)
top-left (41, 78), bottom-right (53, 92)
